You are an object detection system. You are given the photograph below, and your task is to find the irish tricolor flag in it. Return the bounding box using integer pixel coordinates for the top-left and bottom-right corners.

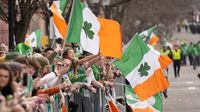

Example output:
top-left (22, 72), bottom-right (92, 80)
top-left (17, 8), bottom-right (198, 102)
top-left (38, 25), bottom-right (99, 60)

top-left (113, 34), bottom-right (169, 101)
top-left (25, 29), bottom-right (42, 48)
top-left (148, 45), bottom-right (172, 69)
top-left (149, 32), bottom-right (159, 46)
top-left (125, 85), bottom-right (162, 112)
top-left (66, 0), bottom-right (100, 54)
top-left (139, 26), bottom-right (159, 45)
top-left (105, 92), bottom-right (120, 112)
top-left (50, 1), bottom-right (68, 40)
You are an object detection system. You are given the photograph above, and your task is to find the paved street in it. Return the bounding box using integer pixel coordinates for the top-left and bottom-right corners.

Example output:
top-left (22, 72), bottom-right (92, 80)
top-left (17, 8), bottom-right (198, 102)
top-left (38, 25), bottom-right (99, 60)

top-left (172, 31), bottom-right (200, 43)
top-left (163, 65), bottom-right (200, 112)
top-left (163, 31), bottom-right (200, 112)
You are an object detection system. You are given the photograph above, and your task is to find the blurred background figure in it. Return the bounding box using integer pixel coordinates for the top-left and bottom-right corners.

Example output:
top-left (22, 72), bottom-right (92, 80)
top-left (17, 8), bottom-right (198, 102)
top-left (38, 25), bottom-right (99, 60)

top-left (171, 45), bottom-right (182, 78)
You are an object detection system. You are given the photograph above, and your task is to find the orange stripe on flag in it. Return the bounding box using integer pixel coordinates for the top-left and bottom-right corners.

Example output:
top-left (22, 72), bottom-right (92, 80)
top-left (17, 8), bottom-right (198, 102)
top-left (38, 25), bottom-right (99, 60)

top-left (108, 101), bottom-right (120, 112)
top-left (62, 104), bottom-right (68, 112)
top-left (159, 55), bottom-right (172, 69)
top-left (106, 92), bottom-right (120, 112)
top-left (98, 18), bottom-right (122, 59)
top-left (134, 68), bottom-right (169, 101)
top-left (41, 35), bottom-right (48, 47)
top-left (50, 3), bottom-right (67, 40)
top-left (149, 33), bottom-right (159, 45)
top-left (132, 106), bottom-right (155, 112)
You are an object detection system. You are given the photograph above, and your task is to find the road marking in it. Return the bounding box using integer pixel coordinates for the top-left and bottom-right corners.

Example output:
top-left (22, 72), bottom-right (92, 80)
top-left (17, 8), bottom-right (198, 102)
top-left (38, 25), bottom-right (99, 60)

top-left (188, 87), bottom-right (196, 90)
top-left (186, 81), bottom-right (193, 84)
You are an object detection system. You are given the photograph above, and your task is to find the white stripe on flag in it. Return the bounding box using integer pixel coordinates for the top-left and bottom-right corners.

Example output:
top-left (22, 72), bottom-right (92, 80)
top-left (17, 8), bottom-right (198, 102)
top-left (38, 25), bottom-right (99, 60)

top-left (126, 49), bottom-right (161, 88)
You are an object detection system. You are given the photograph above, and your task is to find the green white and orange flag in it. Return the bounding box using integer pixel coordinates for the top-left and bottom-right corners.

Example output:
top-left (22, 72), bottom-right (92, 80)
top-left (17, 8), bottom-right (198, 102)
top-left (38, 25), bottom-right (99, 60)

top-left (25, 29), bottom-right (42, 48)
top-left (148, 45), bottom-right (172, 69)
top-left (66, 0), bottom-right (100, 54)
top-left (149, 32), bottom-right (159, 46)
top-left (50, 0), bottom-right (68, 40)
top-left (113, 34), bottom-right (169, 101)
top-left (105, 92), bottom-right (120, 112)
top-left (15, 43), bottom-right (32, 56)
top-left (139, 26), bottom-right (159, 45)
top-left (98, 18), bottom-right (122, 59)
top-left (125, 85), bottom-right (162, 112)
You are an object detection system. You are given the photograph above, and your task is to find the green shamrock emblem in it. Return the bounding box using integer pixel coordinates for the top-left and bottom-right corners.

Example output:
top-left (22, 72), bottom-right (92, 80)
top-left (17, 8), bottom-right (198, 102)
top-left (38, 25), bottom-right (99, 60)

top-left (138, 62), bottom-right (150, 77)
top-left (83, 21), bottom-right (94, 39)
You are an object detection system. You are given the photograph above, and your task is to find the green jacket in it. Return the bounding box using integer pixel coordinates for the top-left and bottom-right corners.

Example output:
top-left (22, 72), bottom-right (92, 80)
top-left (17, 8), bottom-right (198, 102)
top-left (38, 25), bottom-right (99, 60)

top-left (191, 46), bottom-right (198, 56)
top-left (68, 67), bottom-right (86, 83)
top-left (91, 64), bottom-right (103, 81)
top-left (180, 44), bottom-right (188, 55)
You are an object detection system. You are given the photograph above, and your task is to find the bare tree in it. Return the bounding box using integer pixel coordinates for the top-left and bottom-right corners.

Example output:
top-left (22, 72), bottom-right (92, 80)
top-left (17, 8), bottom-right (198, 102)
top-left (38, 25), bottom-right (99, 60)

top-left (0, 0), bottom-right (50, 44)
top-left (89, 0), bottom-right (199, 42)
top-left (1, 0), bottom-right (200, 44)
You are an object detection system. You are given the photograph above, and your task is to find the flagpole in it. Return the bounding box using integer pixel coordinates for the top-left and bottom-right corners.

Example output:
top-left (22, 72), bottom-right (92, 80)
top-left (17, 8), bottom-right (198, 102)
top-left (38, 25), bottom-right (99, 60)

top-left (49, 17), bottom-right (56, 48)
top-left (123, 33), bottom-right (138, 51)
top-left (51, 37), bottom-right (56, 48)
top-left (61, 0), bottom-right (75, 58)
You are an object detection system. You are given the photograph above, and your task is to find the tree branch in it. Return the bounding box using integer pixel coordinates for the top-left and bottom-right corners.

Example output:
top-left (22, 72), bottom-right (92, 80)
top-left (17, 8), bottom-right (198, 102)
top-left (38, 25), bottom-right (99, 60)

top-left (108, 0), bottom-right (133, 8)
top-left (0, 8), bottom-right (8, 22)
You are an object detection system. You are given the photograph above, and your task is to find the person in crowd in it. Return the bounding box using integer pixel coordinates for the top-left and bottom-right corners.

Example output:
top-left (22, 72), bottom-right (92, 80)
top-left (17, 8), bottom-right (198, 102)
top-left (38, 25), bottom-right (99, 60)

top-left (62, 48), bottom-right (103, 89)
top-left (197, 41), bottom-right (200, 67)
top-left (0, 43), bottom-right (9, 63)
top-left (160, 46), bottom-right (172, 98)
top-left (0, 63), bottom-right (16, 97)
top-left (187, 42), bottom-right (194, 65)
top-left (160, 46), bottom-right (172, 74)
top-left (171, 45), bottom-right (182, 78)
top-left (0, 63), bottom-right (28, 112)
top-left (180, 43), bottom-right (188, 65)
top-left (0, 40), bottom-right (124, 112)
top-left (191, 43), bottom-right (199, 70)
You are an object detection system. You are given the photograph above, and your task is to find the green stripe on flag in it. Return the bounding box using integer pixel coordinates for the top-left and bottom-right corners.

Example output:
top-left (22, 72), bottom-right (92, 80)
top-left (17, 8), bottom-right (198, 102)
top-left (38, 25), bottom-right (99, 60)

top-left (139, 26), bottom-right (157, 41)
top-left (113, 34), bottom-right (150, 76)
top-left (35, 29), bottom-right (42, 48)
top-left (152, 93), bottom-right (162, 111)
top-left (60, 0), bottom-right (68, 15)
top-left (125, 85), bottom-right (163, 112)
top-left (125, 85), bottom-right (138, 104)
top-left (66, 0), bottom-right (85, 43)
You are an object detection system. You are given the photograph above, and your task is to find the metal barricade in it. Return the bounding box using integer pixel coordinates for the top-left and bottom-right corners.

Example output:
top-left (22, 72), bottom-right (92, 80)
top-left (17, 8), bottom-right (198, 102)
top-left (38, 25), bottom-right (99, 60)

top-left (48, 77), bottom-right (126, 112)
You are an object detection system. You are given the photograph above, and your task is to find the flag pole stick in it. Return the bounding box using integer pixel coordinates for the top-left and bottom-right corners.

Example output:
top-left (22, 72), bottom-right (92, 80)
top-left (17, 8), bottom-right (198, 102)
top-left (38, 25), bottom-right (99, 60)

top-left (61, 0), bottom-right (74, 58)
top-left (123, 33), bottom-right (138, 51)
top-left (61, 39), bottom-right (67, 57)
top-left (50, 17), bottom-right (56, 48)
top-left (51, 37), bottom-right (56, 48)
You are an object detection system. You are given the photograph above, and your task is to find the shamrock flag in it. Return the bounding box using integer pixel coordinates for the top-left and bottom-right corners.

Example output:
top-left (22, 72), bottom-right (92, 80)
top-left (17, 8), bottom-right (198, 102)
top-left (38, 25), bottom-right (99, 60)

top-left (50, 0), bottom-right (68, 40)
top-left (105, 92), bottom-right (120, 112)
top-left (148, 45), bottom-right (172, 69)
top-left (125, 85), bottom-right (162, 112)
top-left (113, 34), bottom-right (169, 101)
top-left (139, 26), bottom-right (159, 45)
top-left (66, 0), bottom-right (100, 54)
top-left (149, 32), bottom-right (159, 46)
top-left (25, 29), bottom-right (42, 48)
top-left (98, 18), bottom-right (122, 59)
